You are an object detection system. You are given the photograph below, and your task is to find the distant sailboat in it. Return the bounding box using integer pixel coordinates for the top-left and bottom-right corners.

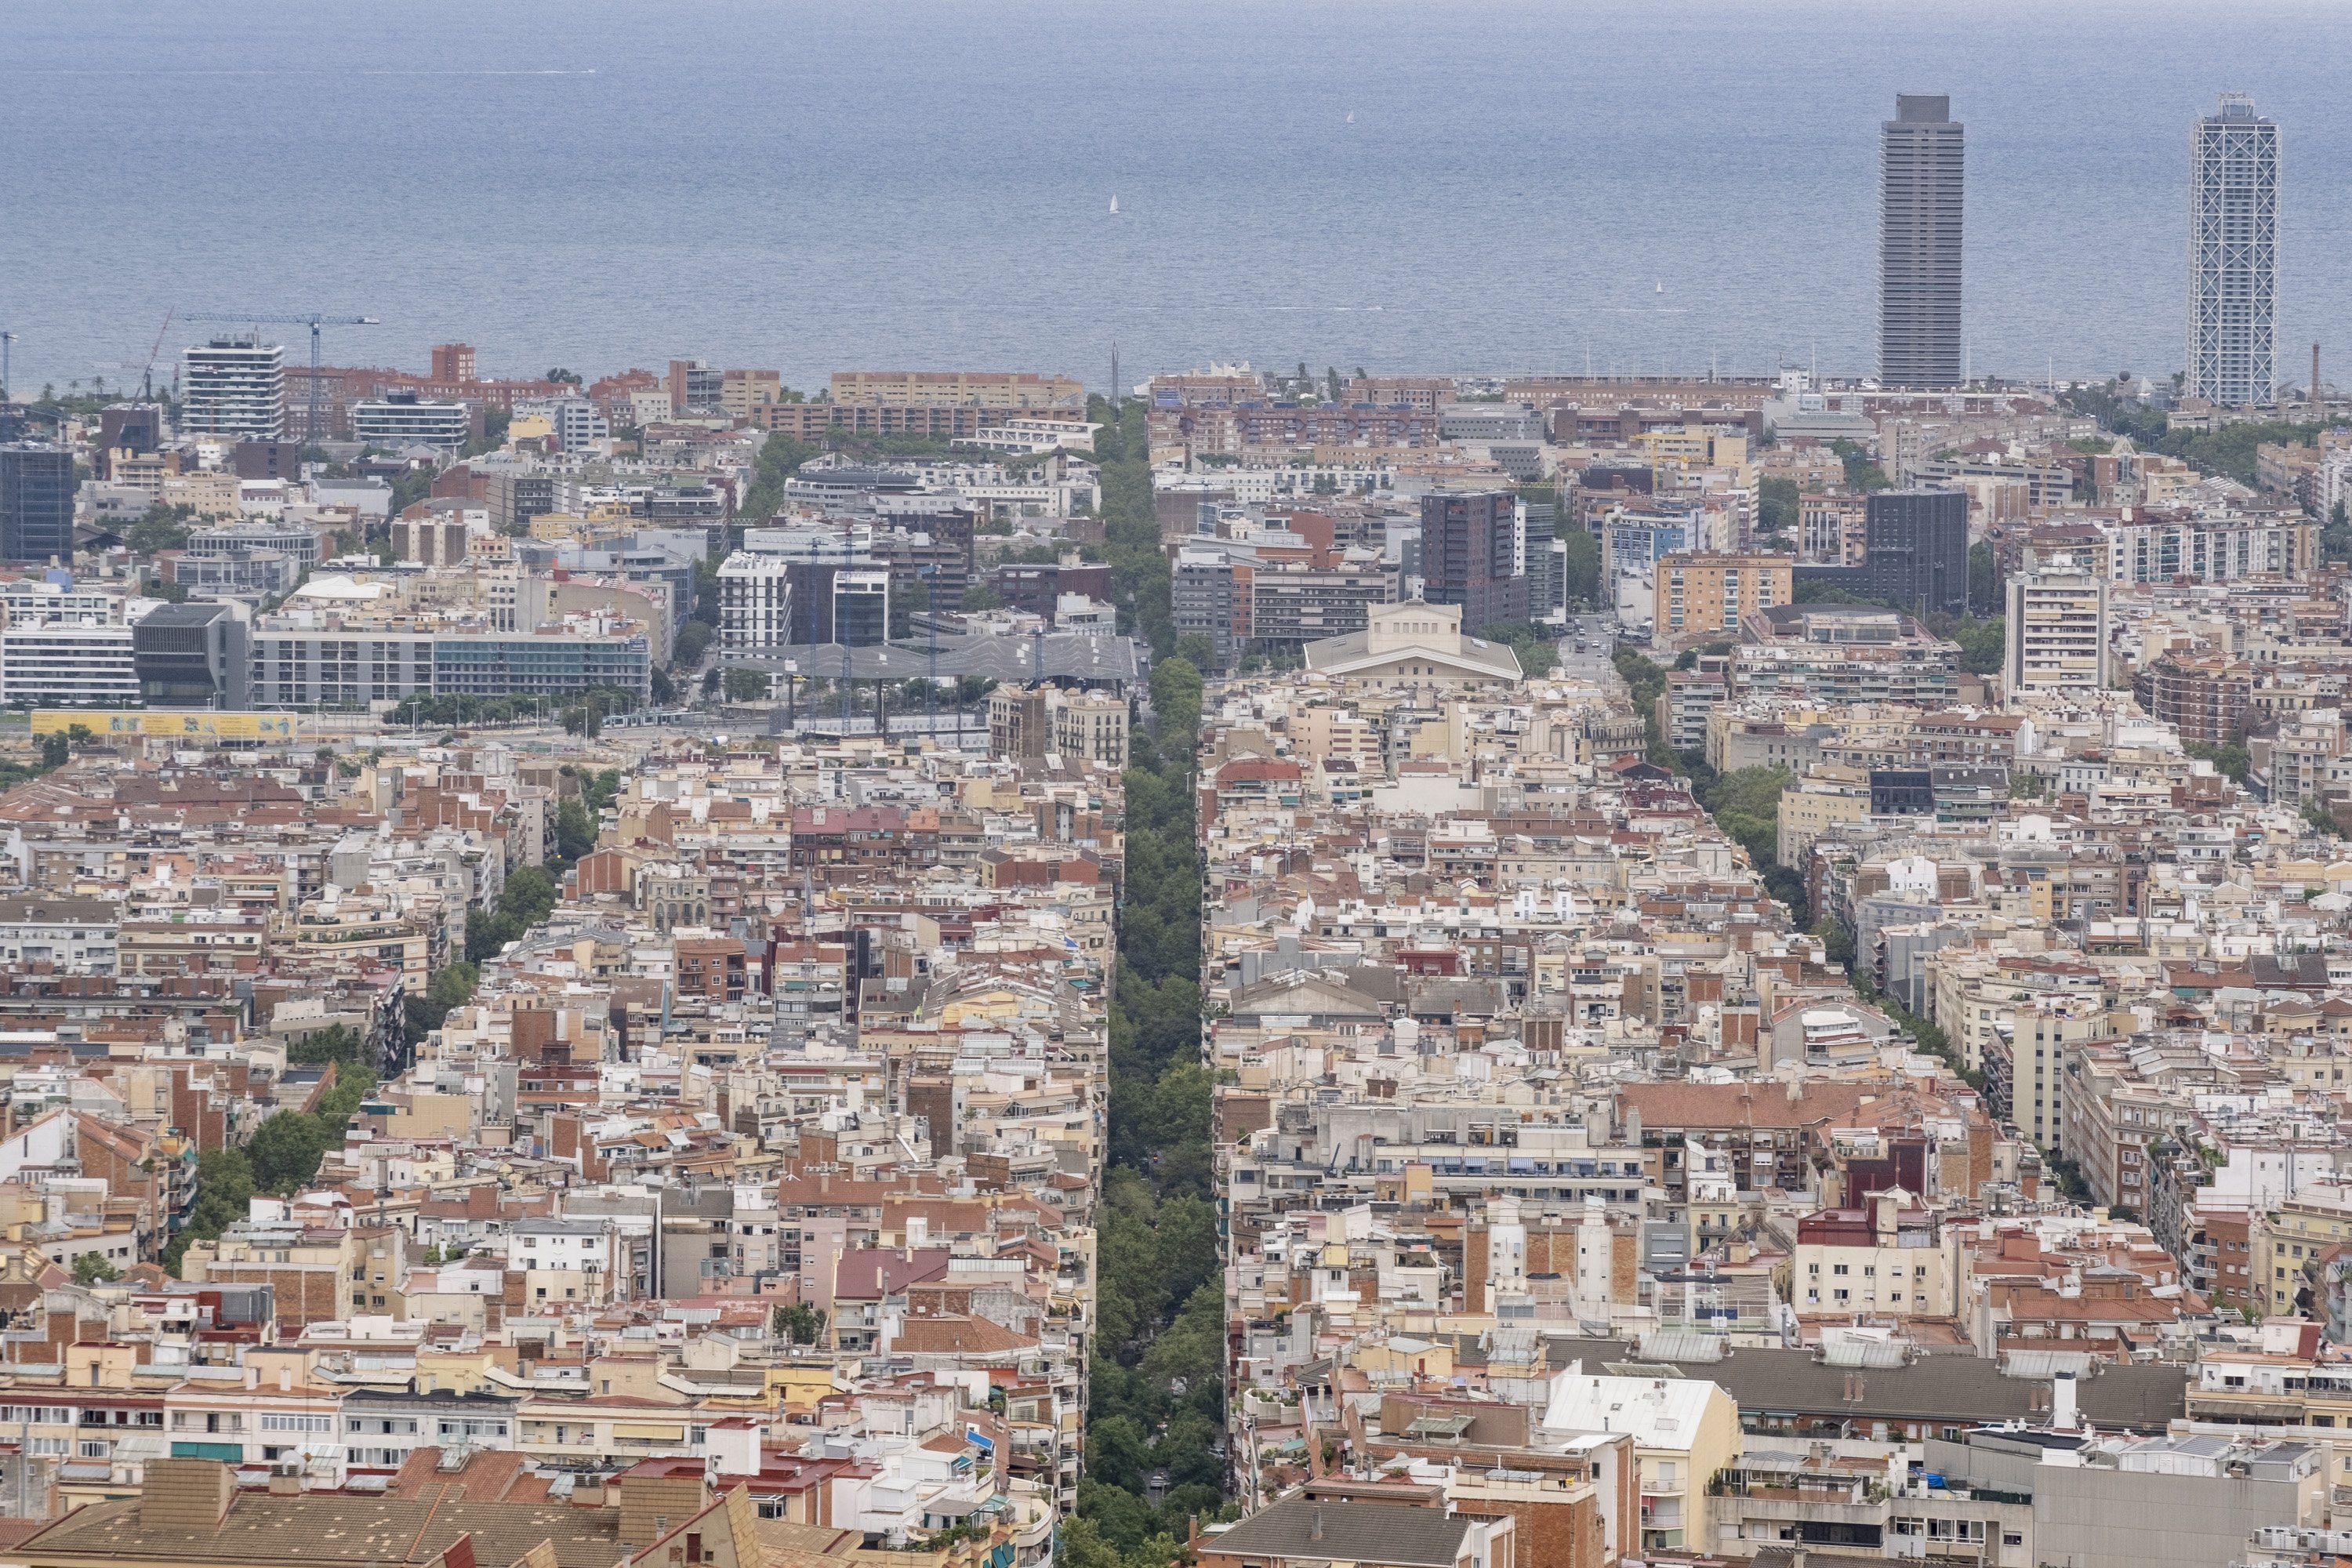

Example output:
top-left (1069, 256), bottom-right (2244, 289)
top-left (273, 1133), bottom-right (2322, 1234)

top-left (1345, 111), bottom-right (1355, 123)
top-left (1655, 280), bottom-right (1664, 293)
top-left (1109, 194), bottom-right (1119, 214)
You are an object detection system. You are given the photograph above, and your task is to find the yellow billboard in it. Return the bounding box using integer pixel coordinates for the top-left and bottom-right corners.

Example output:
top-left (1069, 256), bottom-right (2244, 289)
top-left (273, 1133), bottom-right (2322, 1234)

top-left (31, 711), bottom-right (301, 741)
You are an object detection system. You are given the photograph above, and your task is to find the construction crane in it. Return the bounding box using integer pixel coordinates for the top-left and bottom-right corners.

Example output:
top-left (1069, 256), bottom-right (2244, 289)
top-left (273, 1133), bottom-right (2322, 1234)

top-left (95, 310), bottom-right (180, 400)
top-left (133, 309), bottom-right (176, 401)
top-left (179, 310), bottom-right (378, 441)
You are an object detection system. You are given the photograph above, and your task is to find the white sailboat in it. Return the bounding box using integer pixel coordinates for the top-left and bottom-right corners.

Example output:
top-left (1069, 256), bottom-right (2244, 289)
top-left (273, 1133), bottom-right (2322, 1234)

top-left (1109, 194), bottom-right (1119, 214)
top-left (1345, 111), bottom-right (1355, 123)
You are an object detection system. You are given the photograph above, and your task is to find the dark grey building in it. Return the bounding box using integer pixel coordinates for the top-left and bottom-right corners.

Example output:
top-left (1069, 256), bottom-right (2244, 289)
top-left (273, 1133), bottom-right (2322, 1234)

top-left (1173, 546), bottom-right (1238, 673)
top-left (1880, 94), bottom-right (1964, 390)
top-left (99, 404), bottom-right (163, 457)
top-left (132, 602), bottom-right (251, 710)
top-left (0, 445), bottom-right (74, 564)
top-left (1795, 488), bottom-right (1969, 619)
top-left (485, 470), bottom-right (557, 535)
top-left (1868, 768), bottom-right (1934, 816)
top-left (1522, 502), bottom-right (1563, 621)
top-left (775, 557), bottom-right (887, 645)
top-left (1859, 488), bottom-right (1969, 617)
top-left (1420, 490), bottom-right (1525, 631)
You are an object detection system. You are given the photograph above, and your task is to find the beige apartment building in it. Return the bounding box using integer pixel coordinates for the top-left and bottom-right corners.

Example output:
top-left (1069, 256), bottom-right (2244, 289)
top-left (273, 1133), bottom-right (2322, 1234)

top-left (829, 371), bottom-right (1085, 410)
top-left (1777, 764), bottom-right (1871, 867)
top-left (1290, 705), bottom-right (1384, 771)
top-left (2005, 564), bottom-right (2111, 695)
top-left (1051, 692), bottom-right (1131, 769)
top-left (1661, 552), bottom-right (1791, 641)
top-left (1793, 1190), bottom-right (1958, 1317)
top-left (720, 368), bottom-right (782, 418)
top-left (2256, 1187), bottom-right (2352, 1316)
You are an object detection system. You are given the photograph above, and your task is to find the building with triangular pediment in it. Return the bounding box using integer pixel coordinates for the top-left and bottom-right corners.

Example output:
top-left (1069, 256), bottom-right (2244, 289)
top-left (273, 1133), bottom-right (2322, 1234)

top-left (1302, 601), bottom-right (1523, 688)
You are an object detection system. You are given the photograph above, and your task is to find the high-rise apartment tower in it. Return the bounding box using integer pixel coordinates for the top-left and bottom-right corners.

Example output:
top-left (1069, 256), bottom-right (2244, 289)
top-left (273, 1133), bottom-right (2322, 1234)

top-left (1419, 492), bottom-right (1525, 631)
top-left (2005, 561), bottom-right (2111, 698)
top-left (1878, 94), bottom-right (1964, 390)
top-left (180, 337), bottom-right (287, 441)
top-left (2188, 93), bottom-right (2280, 408)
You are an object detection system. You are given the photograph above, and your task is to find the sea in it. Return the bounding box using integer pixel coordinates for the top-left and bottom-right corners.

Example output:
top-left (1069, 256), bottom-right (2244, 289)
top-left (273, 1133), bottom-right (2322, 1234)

top-left (4, 0), bottom-right (2351, 400)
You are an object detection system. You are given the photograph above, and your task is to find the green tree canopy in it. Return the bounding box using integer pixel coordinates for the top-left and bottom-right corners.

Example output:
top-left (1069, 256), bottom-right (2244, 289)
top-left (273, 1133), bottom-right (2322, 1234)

top-left (1950, 616), bottom-right (2005, 675)
top-left (1757, 477), bottom-right (1799, 543)
top-left (289, 1023), bottom-right (365, 1066)
top-left (246, 1111), bottom-right (328, 1194)
top-left (1476, 622), bottom-right (1560, 677)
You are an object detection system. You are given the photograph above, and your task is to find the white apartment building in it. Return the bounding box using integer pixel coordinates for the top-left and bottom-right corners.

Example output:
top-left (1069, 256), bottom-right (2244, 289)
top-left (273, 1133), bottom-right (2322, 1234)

top-left (0, 620), bottom-right (139, 706)
top-left (246, 623), bottom-right (648, 709)
top-left (514, 394), bottom-right (610, 452)
top-left (180, 338), bottom-right (286, 440)
top-left (716, 551), bottom-right (792, 654)
top-left (352, 393), bottom-right (470, 453)
top-left (952, 417), bottom-right (1100, 456)
top-left (2260, 706), bottom-right (2352, 810)
top-left (1055, 593), bottom-right (1117, 637)
top-left (0, 897), bottom-right (119, 975)
top-left (0, 581), bottom-right (126, 626)
top-left (2101, 511), bottom-right (2311, 583)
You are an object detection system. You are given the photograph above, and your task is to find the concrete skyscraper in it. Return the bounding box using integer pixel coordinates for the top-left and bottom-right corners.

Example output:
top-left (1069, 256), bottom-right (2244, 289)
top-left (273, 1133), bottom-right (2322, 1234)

top-left (1878, 94), bottom-right (1964, 390)
top-left (2188, 93), bottom-right (2280, 408)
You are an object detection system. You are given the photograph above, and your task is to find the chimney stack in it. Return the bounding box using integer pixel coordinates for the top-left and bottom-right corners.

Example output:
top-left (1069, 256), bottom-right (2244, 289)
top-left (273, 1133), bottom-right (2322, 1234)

top-left (140, 1458), bottom-right (237, 1532)
top-left (1310, 1507), bottom-right (1324, 1544)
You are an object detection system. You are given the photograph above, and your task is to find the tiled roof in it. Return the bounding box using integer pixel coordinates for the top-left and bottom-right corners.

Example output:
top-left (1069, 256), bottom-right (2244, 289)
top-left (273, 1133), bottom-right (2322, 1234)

top-left (20, 1491), bottom-right (623, 1568)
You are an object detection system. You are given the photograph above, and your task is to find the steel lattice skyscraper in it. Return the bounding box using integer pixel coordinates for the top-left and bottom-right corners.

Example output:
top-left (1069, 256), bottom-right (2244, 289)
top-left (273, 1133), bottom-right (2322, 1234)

top-left (1878, 94), bottom-right (1964, 390)
top-left (2188, 93), bottom-right (2279, 407)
